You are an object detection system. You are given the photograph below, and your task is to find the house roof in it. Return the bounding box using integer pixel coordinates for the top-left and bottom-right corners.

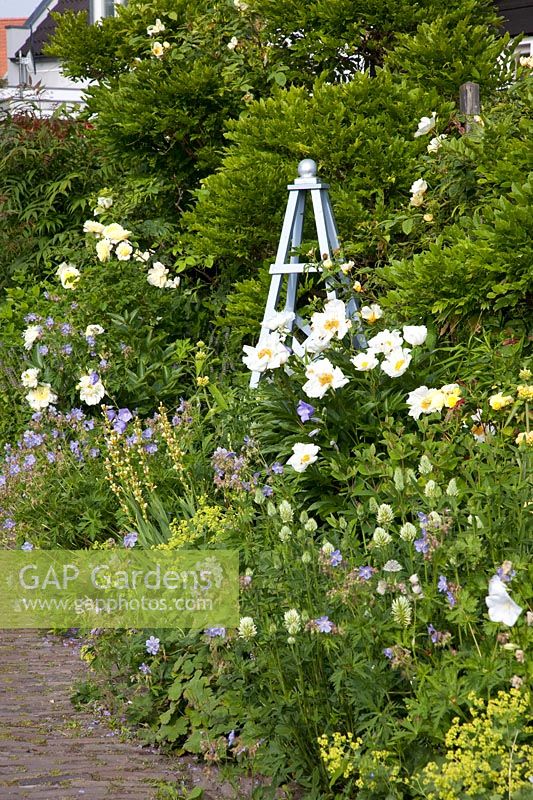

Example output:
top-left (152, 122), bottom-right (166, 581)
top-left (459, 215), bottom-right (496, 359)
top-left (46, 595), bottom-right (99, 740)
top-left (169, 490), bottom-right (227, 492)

top-left (19, 0), bottom-right (89, 58)
top-left (496, 0), bottom-right (533, 35)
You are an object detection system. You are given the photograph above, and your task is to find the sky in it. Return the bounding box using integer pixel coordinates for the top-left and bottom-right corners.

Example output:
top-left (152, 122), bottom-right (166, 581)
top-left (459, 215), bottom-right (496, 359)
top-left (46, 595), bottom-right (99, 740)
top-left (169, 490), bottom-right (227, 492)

top-left (0, 0), bottom-right (48, 18)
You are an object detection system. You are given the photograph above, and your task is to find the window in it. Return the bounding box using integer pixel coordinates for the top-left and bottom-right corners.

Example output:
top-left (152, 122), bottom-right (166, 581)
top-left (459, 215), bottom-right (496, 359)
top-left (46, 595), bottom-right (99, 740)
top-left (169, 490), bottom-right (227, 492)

top-left (92, 0), bottom-right (127, 23)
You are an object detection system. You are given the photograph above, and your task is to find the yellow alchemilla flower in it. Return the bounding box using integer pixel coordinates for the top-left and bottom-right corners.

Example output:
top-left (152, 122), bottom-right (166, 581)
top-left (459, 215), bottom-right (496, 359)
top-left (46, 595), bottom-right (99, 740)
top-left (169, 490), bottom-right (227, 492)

top-left (489, 392), bottom-right (513, 411)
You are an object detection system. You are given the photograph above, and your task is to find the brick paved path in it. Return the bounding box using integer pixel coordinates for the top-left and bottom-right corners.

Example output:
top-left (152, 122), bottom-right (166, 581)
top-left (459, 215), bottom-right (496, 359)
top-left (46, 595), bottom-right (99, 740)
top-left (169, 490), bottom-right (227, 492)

top-left (0, 630), bottom-right (231, 800)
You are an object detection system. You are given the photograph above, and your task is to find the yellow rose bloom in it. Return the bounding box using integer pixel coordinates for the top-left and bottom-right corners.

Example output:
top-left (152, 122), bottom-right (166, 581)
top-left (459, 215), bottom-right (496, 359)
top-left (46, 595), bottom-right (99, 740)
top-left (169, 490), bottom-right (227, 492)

top-left (96, 239), bottom-right (111, 262)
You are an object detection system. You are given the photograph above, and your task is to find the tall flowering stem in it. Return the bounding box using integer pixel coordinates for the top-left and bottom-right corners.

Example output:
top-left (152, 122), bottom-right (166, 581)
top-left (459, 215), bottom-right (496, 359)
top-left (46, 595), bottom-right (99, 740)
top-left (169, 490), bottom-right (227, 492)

top-left (102, 413), bottom-right (153, 523)
top-left (155, 404), bottom-right (186, 480)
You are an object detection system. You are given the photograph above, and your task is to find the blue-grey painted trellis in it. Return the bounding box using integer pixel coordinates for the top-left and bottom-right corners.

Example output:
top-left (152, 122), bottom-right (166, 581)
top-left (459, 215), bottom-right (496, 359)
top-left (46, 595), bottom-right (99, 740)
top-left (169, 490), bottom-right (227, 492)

top-left (250, 158), bottom-right (359, 388)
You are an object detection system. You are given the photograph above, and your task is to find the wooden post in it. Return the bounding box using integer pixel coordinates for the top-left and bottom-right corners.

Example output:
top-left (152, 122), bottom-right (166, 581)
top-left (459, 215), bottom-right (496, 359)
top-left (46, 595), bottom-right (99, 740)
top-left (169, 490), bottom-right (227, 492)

top-left (459, 82), bottom-right (480, 132)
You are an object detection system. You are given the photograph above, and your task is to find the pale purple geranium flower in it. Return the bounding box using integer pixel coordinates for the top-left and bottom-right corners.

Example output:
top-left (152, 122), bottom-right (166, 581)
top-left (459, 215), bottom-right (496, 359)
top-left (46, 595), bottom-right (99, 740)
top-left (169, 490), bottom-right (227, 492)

top-left (437, 575), bottom-right (457, 607)
top-left (21, 541), bottom-right (33, 551)
top-left (358, 566), bottom-right (374, 580)
top-left (330, 549), bottom-right (343, 567)
top-left (315, 615), bottom-right (333, 633)
top-left (297, 400), bottom-right (315, 423)
top-left (139, 663), bottom-right (151, 675)
top-left (205, 626), bottom-right (226, 638)
top-left (145, 636), bottom-right (160, 655)
top-left (123, 532), bottom-right (138, 548)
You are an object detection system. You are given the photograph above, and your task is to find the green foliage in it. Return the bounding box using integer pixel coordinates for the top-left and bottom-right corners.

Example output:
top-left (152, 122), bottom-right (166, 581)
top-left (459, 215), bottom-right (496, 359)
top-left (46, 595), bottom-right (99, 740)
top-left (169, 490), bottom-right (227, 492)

top-left (184, 73), bottom-right (449, 338)
top-left (382, 78), bottom-right (533, 329)
top-left (0, 113), bottom-right (107, 289)
top-left (385, 1), bottom-right (508, 95)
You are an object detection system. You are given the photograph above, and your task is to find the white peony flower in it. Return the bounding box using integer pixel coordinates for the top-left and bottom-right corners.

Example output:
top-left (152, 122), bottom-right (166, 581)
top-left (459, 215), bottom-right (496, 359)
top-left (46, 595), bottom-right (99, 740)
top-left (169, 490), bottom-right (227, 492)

top-left (100, 223), bottom-right (132, 244)
top-left (26, 383), bottom-right (57, 411)
top-left (56, 262), bottom-right (81, 289)
top-left (302, 358), bottom-right (349, 398)
top-left (287, 442), bottom-right (320, 473)
top-left (227, 36), bottom-right (239, 50)
top-left (406, 386), bottom-right (445, 419)
top-left (485, 576), bottom-right (523, 627)
top-left (115, 240), bottom-right (133, 261)
top-left (21, 367), bottom-right (40, 388)
top-left (23, 325), bottom-right (42, 350)
top-left (427, 134), bottom-right (447, 154)
top-left (85, 324), bottom-right (105, 338)
top-left (96, 239), bottom-right (112, 263)
top-left (147, 262), bottom-right (169, 288)
top-left (351, 351), bottom-right (379, 371)
top-left (77, 374), bottom-right (106, 406)
top-left (402, 325), bottom-right (427, 346)
top-left (242, 331), bottom-right (289, 372)
top-left (97, 196), bottom-right (113, 209)
top-left (310, 299), bottom-right (352, 345)
top-left (366, 329), bottom-right (404, 355)
top-left (234, 0), bottom-right (249, 10)
top-left (304, 334), bottom-right (331, 355)
top-left (360, 304), bottom-right (382, 324)
top-left (151, 41), bottom-right (165, 57)
top-left (266, 310), bottom-right (295, 332)
top-left (380, 347), bottom-right (412, 378)
top-left (414, 112), bottom-right (436, 138)
top-left (83, 220), bottom-right (105, 235)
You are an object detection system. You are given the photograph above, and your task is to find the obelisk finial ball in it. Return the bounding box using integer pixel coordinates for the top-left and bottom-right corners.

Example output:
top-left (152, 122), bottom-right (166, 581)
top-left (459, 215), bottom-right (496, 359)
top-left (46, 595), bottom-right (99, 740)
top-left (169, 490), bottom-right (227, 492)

top-left (297, 158), bottom-right (317, 178)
